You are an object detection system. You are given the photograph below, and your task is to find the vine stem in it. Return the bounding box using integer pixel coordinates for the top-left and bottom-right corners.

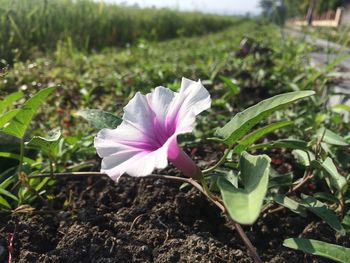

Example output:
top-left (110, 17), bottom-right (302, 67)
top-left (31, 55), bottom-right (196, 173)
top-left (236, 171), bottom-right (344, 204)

top-left (18, 138), bottom-right (24, 180)
top-left (202, 145), bottom-right (233, 174)
top-left (287, 169), bottom-right (314, 194)
top-left (32, 171), bottom-right (262, 262)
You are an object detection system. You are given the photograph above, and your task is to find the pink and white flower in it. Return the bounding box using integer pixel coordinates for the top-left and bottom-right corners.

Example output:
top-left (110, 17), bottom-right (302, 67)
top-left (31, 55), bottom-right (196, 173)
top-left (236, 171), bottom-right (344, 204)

top-left (94, 77), bottom-right (211, 181)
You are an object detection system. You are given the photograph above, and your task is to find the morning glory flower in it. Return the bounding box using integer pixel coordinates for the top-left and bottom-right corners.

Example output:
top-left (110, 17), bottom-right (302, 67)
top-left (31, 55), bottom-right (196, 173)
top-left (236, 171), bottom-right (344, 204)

top-left (94, 77), bottom-right (211, 181)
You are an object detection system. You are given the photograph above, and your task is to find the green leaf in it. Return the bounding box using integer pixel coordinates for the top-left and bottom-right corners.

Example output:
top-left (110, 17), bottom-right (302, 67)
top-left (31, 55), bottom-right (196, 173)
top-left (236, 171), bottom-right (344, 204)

top-left (219, 76), bottom-right (240, 95)
top-left (283, 238), bottom-right (350, 263)
top-left (217, 152), bottom-right (271, 225)
top-left (250, 139), bottom-right (309, 151)
top-left (77, 109), bottom-right (122, 129)
top-left (313, 192), bottom-right (340, 204)
top-left (0, 195), bottom-right (11, 210)
top-left (0, 91), bottom-right (24, 113)
top-left (215, 91), bottom-right (315, 146)
top-left (0, 187), bottom-right (19, 202)
top-left (25, 128), bottom-right (61, 157)
top-left (342, 213), bottom-right (350, 232)
top-left (0, 109), bottom-right (20, 128)
top-left (332, 104), bottom-right (350, 112)
top-left (292, 149), bottom-right (314, 167)
top-left (222, 170), bottom-right (239, 188)
top-left (34, 177), bottom-right (51, 192)
top-left (301, 194), bottom-right (345, 234)
top-left (2, 87), bottom-right (55, 138)
top-left (269, 171), bottom-right (293, 188)
top-left (233, 121), bottom-right (293, 154)
top-left (0, 175), bottom-right (15, 190)
top-left (0, 152), bottom-right (35, 164)
top-left (311, 157), bottom-right (347, 193)
top-left (317, 128), bottom-right (349, 146)
top-left (273, 194), bottom-right (307, 217)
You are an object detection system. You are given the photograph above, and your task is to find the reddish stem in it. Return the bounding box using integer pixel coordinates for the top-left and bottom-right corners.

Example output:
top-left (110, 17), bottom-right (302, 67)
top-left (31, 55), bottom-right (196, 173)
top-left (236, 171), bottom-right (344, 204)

top-left (7, 232), bottom-right (14, 263)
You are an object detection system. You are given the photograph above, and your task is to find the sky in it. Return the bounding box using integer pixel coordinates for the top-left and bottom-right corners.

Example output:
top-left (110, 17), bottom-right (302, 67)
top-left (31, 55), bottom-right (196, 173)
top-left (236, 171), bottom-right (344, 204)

top-left (103, 0), bottom-right (262, 15)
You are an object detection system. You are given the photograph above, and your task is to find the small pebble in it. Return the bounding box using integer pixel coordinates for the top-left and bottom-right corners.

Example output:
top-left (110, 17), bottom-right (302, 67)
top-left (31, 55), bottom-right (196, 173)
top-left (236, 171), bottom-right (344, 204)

top-left (140, 245), bottom-right (149, 252)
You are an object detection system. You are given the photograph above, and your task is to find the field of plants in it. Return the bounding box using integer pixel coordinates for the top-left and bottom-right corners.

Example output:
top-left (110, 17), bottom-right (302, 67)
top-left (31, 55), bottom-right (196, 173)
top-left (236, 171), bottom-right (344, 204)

top-left (0, 0), bottom-right (238, 63)
top-left (1, 1), bottom-right (350, 262)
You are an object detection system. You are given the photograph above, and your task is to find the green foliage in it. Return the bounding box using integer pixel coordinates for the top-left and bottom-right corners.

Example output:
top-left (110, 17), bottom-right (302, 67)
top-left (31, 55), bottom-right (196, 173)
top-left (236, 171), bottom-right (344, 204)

top-left (0, 152), bottom-right (35, 164)
top-left (0, 109), bottom-right (20, 128)
top-left (26, 128), bottom-right (61, 158)
top-left (273, 194), bottom-right (307, 217)
top-left (233, 121), bottom-right (293, 154)
top-left (219, 76), bottom-right (240, 96)
top-left (292, 149), bottom-right (314, 166)
top-left (217, 152), bottom-right (271, 225)
top-left (250, 139), bottom-right (309, 151)
top-left (0, 91), bottom-right (23, 113)
top-left (0, 0), bottom-right (238, 63)
top-left (283, 238), bottom-right (350, 263)
top-left (300, 194), bottom-right (345, 234)
top-left (2, 87), bottom-right (55, 138)
top-left (312, 157), bottom-right (347, 193)
top-left (215, 91), bottom-right (315, 146)
top-left (77, 109), bottom-right (122, 129)
top-left (316, 128), bottom-right (349, 146)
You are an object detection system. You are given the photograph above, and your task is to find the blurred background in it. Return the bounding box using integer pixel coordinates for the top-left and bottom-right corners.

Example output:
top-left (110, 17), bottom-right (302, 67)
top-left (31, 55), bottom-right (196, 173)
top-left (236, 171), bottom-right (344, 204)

top-left (0, 0), bottom-right (349, 64)
top-left (1, 0), bottom-right (350, 168)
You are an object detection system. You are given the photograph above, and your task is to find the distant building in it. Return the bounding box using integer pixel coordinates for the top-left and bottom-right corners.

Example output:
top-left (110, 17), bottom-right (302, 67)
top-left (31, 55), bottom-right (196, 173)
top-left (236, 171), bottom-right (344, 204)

top-left (288, 1), bottom-right (350, 27)
top-left (340, 3), bottom-right (350, 25)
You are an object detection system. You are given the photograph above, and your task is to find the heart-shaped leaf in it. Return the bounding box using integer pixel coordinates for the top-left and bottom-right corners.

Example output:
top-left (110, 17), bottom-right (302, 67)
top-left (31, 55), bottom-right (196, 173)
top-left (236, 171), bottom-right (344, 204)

top-left (217, 152), bottom-right (271, 225)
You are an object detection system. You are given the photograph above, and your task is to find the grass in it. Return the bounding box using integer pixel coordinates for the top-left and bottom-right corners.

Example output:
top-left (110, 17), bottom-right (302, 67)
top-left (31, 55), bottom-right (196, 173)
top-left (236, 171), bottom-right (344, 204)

top-left (0, 0), bottom-right (241, 63)
top-left (0, 13), bottom-right (345, 208)
top-left (0, 18), bottom-right (327, 163)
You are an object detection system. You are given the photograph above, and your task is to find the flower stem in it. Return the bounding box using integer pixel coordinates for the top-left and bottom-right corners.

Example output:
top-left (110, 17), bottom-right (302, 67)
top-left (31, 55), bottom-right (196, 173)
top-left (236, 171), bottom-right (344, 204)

top-left (18, 138), bottom-right (24, 181)
top-left (202, 145), bottom-right (233, 174)
top-left (168, 145), bottom-right (203, 180)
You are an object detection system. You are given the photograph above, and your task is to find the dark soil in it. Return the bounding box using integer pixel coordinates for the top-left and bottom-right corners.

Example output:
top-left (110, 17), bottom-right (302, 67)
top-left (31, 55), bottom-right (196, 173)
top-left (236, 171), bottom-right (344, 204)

top-left (0, 173), bottom-right (348, 263)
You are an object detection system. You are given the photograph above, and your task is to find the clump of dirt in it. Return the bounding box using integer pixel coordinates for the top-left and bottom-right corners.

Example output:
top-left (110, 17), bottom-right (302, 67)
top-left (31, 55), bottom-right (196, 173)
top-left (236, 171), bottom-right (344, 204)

top-left (0, 175), bottom-right (344, 262)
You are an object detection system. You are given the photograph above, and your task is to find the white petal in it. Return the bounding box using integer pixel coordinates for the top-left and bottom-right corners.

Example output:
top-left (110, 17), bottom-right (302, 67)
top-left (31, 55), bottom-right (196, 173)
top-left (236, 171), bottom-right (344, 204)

top-left (94, 123), bottom-right (153, 158)
top-left (174, 110), bottom-right (196, 133)
top-left (101, 150), bottom-right (145, 181)
top-left (94, 121), bottom-right (176, 181)
top-left (94, 123), bottom-right (156, 181)
top-left (122, 92), bottom-right (154, 134)
top-left (166, 77), bottom-right (211, 134)
top-left (179, 77), bottom-right (211, 116)
top-left (122, 87), bottom-right (176, 132)
top-left (146, 86), bottom-right (175, 125)
top-left (125, 133), bottom-right (177, 177)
